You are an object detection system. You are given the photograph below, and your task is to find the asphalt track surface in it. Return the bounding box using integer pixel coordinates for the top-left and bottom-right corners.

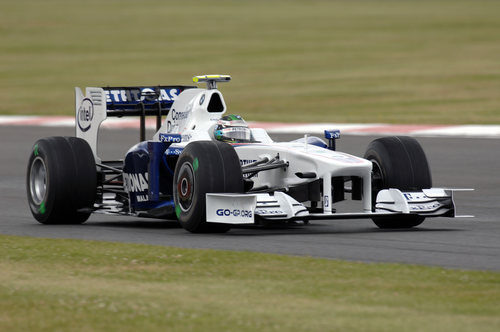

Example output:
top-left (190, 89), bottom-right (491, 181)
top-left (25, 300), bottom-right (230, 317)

top-left (1, 126), bottom-right (499, 271)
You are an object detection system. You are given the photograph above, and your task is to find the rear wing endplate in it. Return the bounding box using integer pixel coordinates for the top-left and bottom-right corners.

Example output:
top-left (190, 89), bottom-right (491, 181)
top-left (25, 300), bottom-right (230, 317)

top-left (75, 85), bottom-right (194, 161)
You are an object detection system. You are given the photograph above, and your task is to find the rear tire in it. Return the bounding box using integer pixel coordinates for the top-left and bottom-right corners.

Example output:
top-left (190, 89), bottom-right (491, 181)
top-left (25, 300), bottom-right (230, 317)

top-left (364, 136), bottom-right (432, 229)
top-left (26, 136), bottom-right (97, 224)
top-left (173, 141), bottom-right (244, 233)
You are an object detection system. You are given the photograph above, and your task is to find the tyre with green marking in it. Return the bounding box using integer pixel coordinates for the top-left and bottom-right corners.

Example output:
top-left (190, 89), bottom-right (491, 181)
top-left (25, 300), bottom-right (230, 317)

top-left (26, 136), bottom-right (97, 224)
top-left (173, 140), bottom-right (244, 233)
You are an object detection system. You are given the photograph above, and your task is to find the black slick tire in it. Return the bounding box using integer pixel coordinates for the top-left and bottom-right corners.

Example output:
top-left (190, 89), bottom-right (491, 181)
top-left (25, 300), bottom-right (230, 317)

top-left (173, 140), bottom-right (244, 233)
top-left (26, 136), bottom-right (97, 224)
top-left (364, 136), bottom-right (432, 229)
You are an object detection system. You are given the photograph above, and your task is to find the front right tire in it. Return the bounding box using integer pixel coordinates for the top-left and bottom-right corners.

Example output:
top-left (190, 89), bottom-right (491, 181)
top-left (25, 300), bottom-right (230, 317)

top-left (364, 136), bottom-right (432, 229)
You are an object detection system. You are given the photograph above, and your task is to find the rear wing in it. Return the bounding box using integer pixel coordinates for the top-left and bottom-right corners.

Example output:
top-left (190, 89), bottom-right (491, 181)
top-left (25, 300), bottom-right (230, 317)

top-left (75, 85), bottom-right (194, 161)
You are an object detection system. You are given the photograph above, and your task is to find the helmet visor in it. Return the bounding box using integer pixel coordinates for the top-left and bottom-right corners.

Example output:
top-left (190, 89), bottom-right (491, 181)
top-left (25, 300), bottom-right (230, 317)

top-left (218, 126), bottom-right (251, 142)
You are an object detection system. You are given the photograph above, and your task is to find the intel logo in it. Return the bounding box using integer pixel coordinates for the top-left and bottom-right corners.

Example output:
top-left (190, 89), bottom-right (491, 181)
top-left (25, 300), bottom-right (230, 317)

top-left (77, 98), bottom-right (94, 132)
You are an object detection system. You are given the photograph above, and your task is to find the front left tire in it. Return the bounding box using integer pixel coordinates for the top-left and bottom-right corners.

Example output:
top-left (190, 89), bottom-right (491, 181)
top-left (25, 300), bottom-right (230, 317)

top-left (173, 140), bottom-right (244, 233)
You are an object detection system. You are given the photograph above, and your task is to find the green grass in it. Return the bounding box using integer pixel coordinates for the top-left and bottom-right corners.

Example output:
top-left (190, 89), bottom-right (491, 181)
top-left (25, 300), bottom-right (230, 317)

top-left (0, 234), bottom-right (499, 331)
top-left (0, 0), bottom-right (499, 124)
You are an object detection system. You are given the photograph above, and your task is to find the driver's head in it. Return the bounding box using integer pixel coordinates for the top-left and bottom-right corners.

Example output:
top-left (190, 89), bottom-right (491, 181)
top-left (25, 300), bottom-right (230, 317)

top-left (214, 114), bottom-right (251, 143)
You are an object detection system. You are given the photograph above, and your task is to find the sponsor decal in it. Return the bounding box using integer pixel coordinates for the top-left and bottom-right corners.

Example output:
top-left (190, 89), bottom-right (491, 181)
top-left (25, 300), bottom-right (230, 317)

top-left (123, 172), bottom-right (148, 193)
top-left (171, 109), bottom-right (189, 121)
top-left (403, 192), bottom-right (434, 202)
top-left (166, 147), bottom-right (183, 156)
top-left (240, 159), bottom-right (257, 166)
top-left (324, 195), bottom-right (329, 208)
top-left (199, 94), bottom-right (205, 105)
top-left (216, 209), bottom-right (253, 218)
top-left (410, 202), bottom-right (442, 211)
top-left (324, 130), bottom-right (340, 139)
top-left (77, 98), bottom-right (94, 132)
top-left (240, 159), bottom-right (258, 178)
top-left (255, 209), bottom-right (285, 215)
top-left (105, 88), bottom-right (180, 103)
top-left (159, 133), bottom-right (182, 143)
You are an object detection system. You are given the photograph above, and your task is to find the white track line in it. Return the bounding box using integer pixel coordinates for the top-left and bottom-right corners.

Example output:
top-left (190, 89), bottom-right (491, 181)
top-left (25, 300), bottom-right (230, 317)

top-left (0, 116), bottom-right (498, 138)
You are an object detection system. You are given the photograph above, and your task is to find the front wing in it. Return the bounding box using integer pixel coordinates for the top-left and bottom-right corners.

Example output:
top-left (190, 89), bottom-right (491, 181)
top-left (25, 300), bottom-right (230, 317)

top-left (205, 188), bottom-right (472, 224)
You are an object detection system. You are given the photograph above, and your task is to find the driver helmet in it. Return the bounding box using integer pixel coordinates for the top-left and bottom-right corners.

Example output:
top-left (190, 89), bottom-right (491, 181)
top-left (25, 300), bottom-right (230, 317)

top-left (214, 114), bottom-right (251, 143)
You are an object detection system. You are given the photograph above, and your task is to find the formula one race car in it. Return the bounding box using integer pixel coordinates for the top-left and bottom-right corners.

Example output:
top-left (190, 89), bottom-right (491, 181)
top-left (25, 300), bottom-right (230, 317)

top-left (26, 75), bottom-right (470, 233)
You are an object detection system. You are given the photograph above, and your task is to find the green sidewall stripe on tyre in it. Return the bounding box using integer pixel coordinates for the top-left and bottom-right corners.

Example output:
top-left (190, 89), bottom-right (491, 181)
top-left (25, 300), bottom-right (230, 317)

top-left (39, 201), bottom-right (46, 214)
top-left (34, 144), bottom-right (39, 156)
top-left (193, 158), bottom-right (199, 172)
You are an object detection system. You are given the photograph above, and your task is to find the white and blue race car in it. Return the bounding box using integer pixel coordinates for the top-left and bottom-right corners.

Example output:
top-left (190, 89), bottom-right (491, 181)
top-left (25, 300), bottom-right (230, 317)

top-left (26, 75), bottom-right (470, 233)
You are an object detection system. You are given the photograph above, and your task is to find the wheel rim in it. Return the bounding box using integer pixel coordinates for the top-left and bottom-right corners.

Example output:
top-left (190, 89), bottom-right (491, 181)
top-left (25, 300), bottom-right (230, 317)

top-left (176, 162), bottom-right (195, 212)
top-left (29, 157), bottom-right (47, 205)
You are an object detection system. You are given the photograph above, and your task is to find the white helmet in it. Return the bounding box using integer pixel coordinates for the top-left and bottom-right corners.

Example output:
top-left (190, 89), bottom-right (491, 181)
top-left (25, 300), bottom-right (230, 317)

top-left (213, 114), bottom-right (251, 143)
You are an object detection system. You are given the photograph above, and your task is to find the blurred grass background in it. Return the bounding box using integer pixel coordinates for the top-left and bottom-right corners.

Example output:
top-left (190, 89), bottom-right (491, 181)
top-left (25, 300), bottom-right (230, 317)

top-left (1, 0), bottom-right (499, 123)
top-left (1, 235), bottom-right (499, 331)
